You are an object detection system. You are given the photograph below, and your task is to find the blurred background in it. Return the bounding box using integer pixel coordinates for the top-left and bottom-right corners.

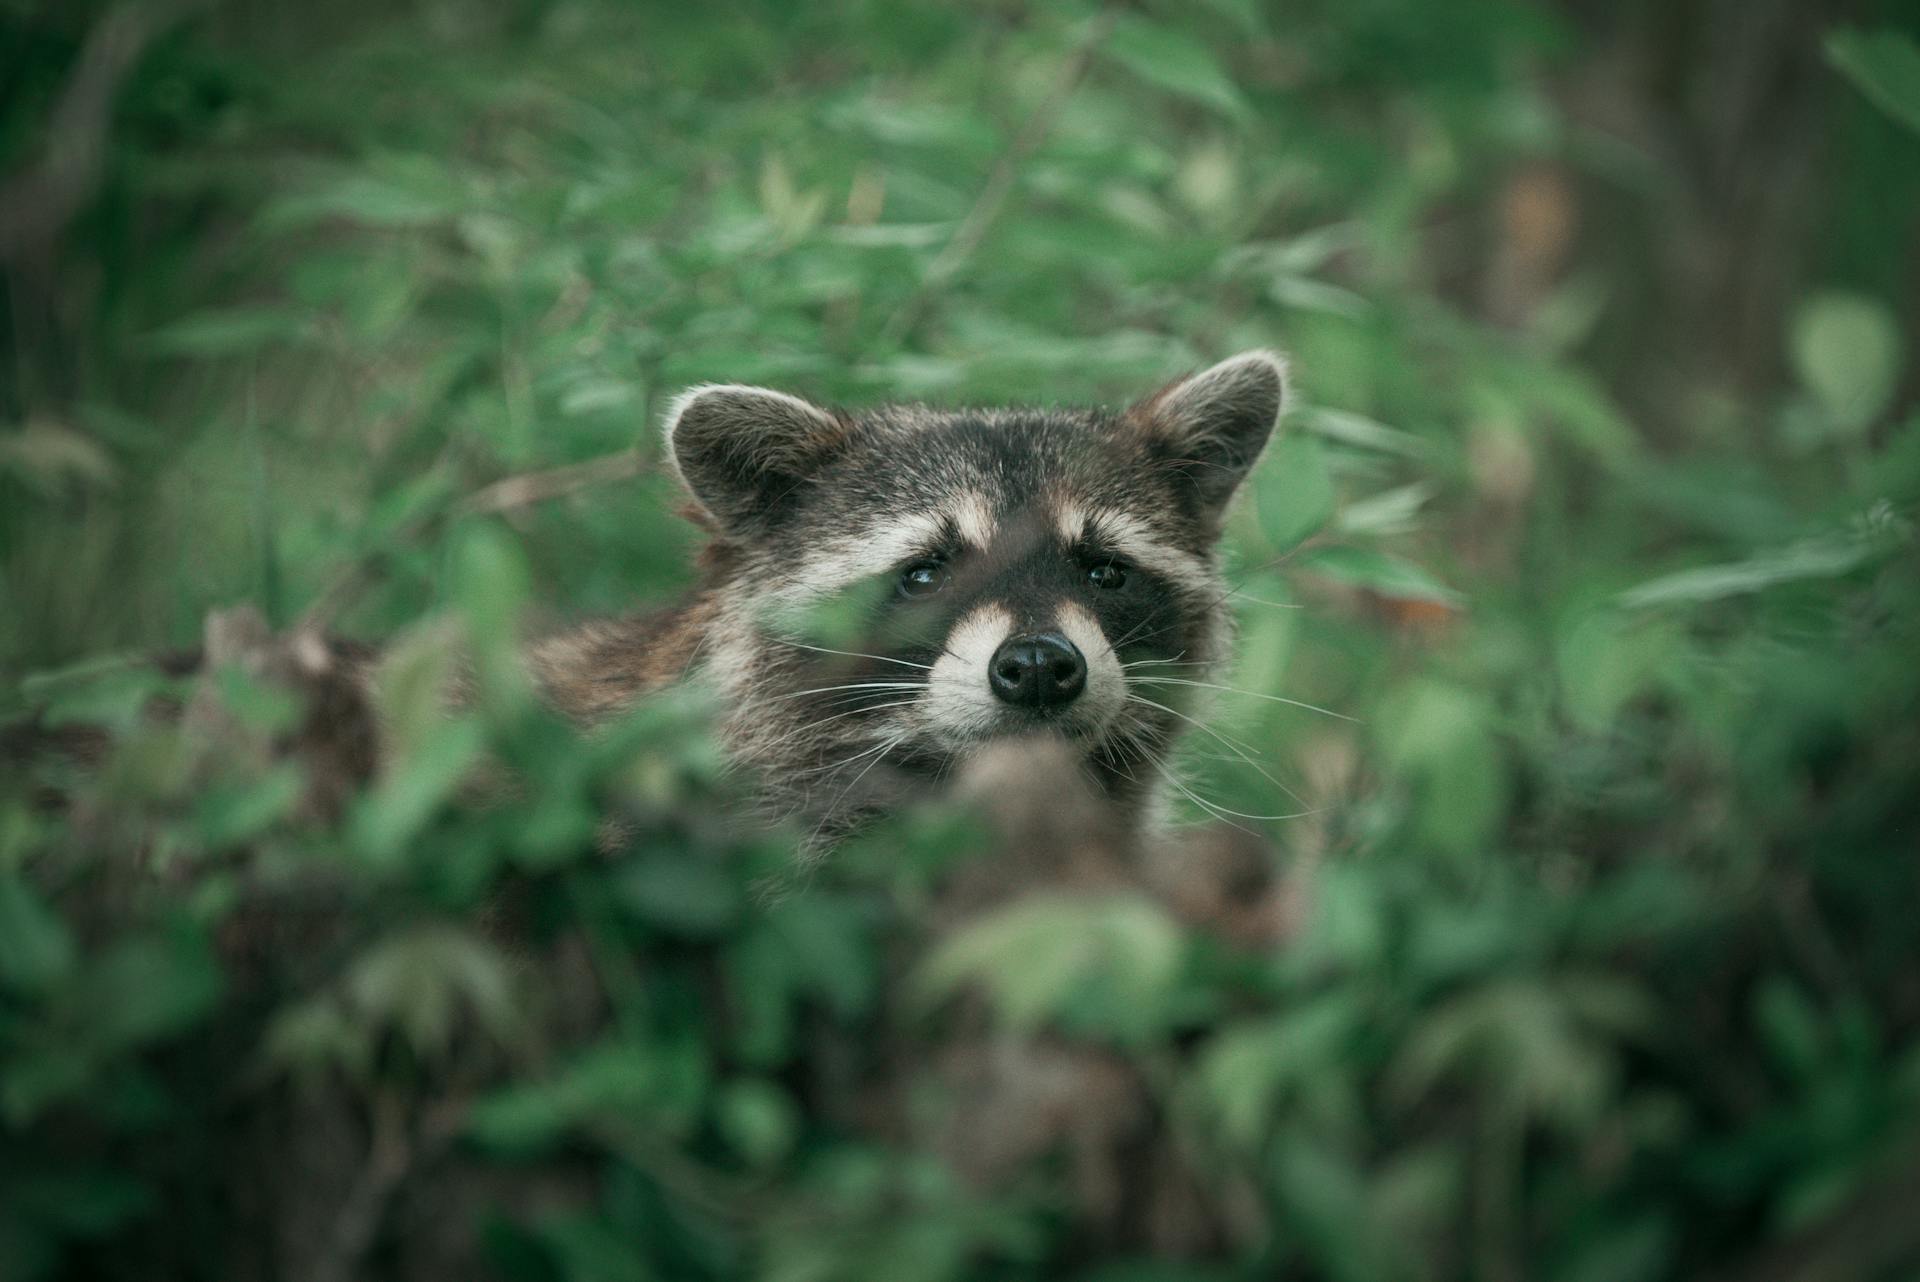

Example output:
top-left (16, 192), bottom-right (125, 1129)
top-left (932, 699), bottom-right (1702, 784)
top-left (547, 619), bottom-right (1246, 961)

top-left (2, 1), bottom-right (1918, 1279)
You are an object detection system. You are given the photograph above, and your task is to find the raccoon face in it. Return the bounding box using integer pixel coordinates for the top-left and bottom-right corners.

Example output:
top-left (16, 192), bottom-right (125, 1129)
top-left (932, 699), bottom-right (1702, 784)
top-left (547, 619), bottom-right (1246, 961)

top-left (665, 351), bottom-right (1286, 824)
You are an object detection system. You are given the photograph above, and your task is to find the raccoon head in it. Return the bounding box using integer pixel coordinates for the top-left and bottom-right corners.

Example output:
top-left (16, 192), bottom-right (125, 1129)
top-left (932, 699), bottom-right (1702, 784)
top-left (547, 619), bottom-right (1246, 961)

top-left (665, 351), bottom-right (1287, 833)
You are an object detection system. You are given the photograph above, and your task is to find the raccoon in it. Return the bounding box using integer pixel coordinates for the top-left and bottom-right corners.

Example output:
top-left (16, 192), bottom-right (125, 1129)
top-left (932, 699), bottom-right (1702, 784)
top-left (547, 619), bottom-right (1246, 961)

top-left (529, 350), bottom-right (1288, 844)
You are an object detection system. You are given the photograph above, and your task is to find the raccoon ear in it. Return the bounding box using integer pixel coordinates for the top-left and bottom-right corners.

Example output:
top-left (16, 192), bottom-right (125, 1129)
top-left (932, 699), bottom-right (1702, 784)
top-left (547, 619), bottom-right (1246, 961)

top-left (663, 383), bottom-right (847, 533)
top-left (1128, 349), bottom-right (1288, 512)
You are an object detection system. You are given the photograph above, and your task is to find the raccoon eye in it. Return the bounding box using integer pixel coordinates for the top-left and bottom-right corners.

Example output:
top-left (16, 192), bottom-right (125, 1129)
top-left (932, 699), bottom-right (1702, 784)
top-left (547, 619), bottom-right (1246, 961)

top-left (898, 560), bottom-right (948, 599)
top-left (1087, 562), bottom-right (1128, 591)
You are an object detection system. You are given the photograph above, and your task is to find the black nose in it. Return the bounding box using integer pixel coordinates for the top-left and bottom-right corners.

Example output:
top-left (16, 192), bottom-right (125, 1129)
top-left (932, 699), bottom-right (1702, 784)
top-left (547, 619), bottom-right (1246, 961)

top-left (988, 632), bottom-right (1087, 709)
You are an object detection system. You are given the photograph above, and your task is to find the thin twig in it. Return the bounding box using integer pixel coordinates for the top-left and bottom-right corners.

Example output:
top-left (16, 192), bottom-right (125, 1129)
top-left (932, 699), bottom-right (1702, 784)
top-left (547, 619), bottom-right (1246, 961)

top-left (308, 1090), bottom-right (464, 1282)
top-left (296, 439), bottom-right (647, 634)
top-left (457, 446), bottom-right (646, 516)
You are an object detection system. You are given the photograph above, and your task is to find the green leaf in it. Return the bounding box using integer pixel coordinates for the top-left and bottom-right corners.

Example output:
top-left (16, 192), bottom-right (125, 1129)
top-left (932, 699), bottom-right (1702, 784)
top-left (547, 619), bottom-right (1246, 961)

top-left (351, 717), bottom-right (486, 865)
top-left (265, 167), bottom-right (463, 229)
top-left (1617, 530), bottom-right (1890, 609)
top-left (211, 665), bottom-right (304, 736)
top-left (1199, 995), bottom-right (1366, 1147)
top-left (1269, 276), bottom-right (1370, 319)
top-left (528, 1215), bottom-right (654, 1282)
top-left (1554, 609), bottom-right (1675, 731)
top-left (468, 1037), bottom-right (705, 1152)
top-left (914, 894), bottom-right (1183, 1036)
top-left (452, 525), bottom-right (535, 710)
top-left (1253, 434), bottom-right (1335, 551)
top-left (258, 998), bottom-right (373, 1082)
top-left (1827, 29), bottom-right (1920, 135)
top-left (1375, 680), bottom-right (1505, 856)
top-left (143, 306), bottom-right (313, 357)
top-left (0, 875), bottom-right (76, 993)
top-left (1297, 546), bottom-right (1462, 606)
top-left (1268, 1132), bottom-right (1395, 1279)
top-left (7, 1171), bottom-right (155, 1238)
top-left (1104, 17), bottom-right (1250, 122)
top-left (83, 929), bottom-right (223, 1053)
top-left (1194, 0), bottom-right (1265, 35)
top-left (345, 925), bottom-right (522, 1058)
top-left (1753, 975), bottom-right (1828, 1083)
top-left (1390, 978), bottom-right (1619, 1129)
top-left (715, 1078), bottom-right (799, 1168)
top-left (190, 763), bottom-right (305, 848)
top-left (1292, 861), bottom-right (1390, 970)
top-left (1337, 482), bottom-right (1435, 538)
top-left (1790, 291), bottom-right (1903, 431)
top-left (766, 896), bottom-right (876, 1019)
top-left (20, 655), bottom-right (171, 731)
top-left (1295, 406), bottom-right (1430, 458)
top-left (616, 853), bottom-right (741, 935)
top-left (1553, 1216), bottom-right (1674, 1282)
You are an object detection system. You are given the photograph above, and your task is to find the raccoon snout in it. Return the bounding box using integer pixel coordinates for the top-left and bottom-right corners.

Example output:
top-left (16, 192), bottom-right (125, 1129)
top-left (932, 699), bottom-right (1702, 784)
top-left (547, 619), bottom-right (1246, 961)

top-left (987, 632), bottom-right (1087, 710)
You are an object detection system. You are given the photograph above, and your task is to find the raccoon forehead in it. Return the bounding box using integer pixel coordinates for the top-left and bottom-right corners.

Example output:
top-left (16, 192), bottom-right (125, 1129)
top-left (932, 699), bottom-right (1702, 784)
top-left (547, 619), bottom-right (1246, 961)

top-left (750, 405), bottom-right (1214, 588)
top-left (848, 406), bottom-right (1120, 491)
top-left (819, 419), bottom-right (1176, 531)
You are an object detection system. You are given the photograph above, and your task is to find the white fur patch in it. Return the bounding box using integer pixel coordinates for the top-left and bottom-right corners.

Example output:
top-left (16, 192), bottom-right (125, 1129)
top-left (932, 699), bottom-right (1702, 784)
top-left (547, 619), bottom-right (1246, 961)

top-left (952, 491), bottom-right (998, 551)
top-left (702, 617), bottom-right (761, 692)
top-left (920, 603), bottom-right (1013, 747)
top-left (766, 512), bottom-right (947, 608)
top-left (760, 490), bottom-right (1005, 611)
top-left (1053, 501), bottom-right (1087, 546)
top-left (919, 601), bottom-right (1128, 751)
top-left (1083, 508), bottom-right (1212, 596)
top-left (1054, 601), bottom-right (1124, 735)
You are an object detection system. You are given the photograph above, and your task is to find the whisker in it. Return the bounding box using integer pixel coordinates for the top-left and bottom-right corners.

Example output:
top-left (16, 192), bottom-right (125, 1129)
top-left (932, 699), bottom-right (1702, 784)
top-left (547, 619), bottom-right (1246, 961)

top-left (1106, 609), bottom-right (1176, 652)
top-left (806, 730), bottom-right (913, 844)
top-left (1101, 718), bottom-right (1166, 790)
top-left (757, 700), bottom-right (922, 761)
top-left (765, 681), bottom-right (925, 704)
top-left (1153, 761), bottom-right (1318, 823)
top-left (1124, 691), bottom-right (1274, 760)
top-left (1150, 765), bottom-right (1259, 835)
top-left (1128, 675), bottom-right (1358, 723)
top-left (787, 732), bottom-right (903, 780)
top-left (1112, 544), bottom-right (1322, 654)
top-left (1109, 615), bottom-right (1197, 653)
top-left (1126, 693), bottom-right (1307, 806)
top-left (839, 732), bottom-right (906, 796)
top-left (771, 639), bottom-right (935, 670)
top-left (1224, 591), bottom-right (1304, 609)
top-left (1119, 650), bottom-right (1193, 669)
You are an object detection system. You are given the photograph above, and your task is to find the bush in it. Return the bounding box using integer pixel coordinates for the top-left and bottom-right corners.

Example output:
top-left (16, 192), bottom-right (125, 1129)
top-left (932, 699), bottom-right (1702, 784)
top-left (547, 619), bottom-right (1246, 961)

top-left (3, 2), bottom-right (1919, 1279)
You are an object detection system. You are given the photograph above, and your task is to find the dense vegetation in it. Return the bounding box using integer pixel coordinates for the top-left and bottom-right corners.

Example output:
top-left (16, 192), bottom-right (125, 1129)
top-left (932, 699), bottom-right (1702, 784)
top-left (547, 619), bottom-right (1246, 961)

top-left (3, 1), bottom-right (1919, 1278)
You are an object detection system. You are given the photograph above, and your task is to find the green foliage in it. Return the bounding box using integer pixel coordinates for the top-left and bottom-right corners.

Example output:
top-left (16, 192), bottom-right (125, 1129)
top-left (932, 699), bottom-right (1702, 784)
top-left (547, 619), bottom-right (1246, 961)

top-left (1828, 28), bottom-right (1920, 135)
top-left (4, 1), bottom-right (1919, 1280)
